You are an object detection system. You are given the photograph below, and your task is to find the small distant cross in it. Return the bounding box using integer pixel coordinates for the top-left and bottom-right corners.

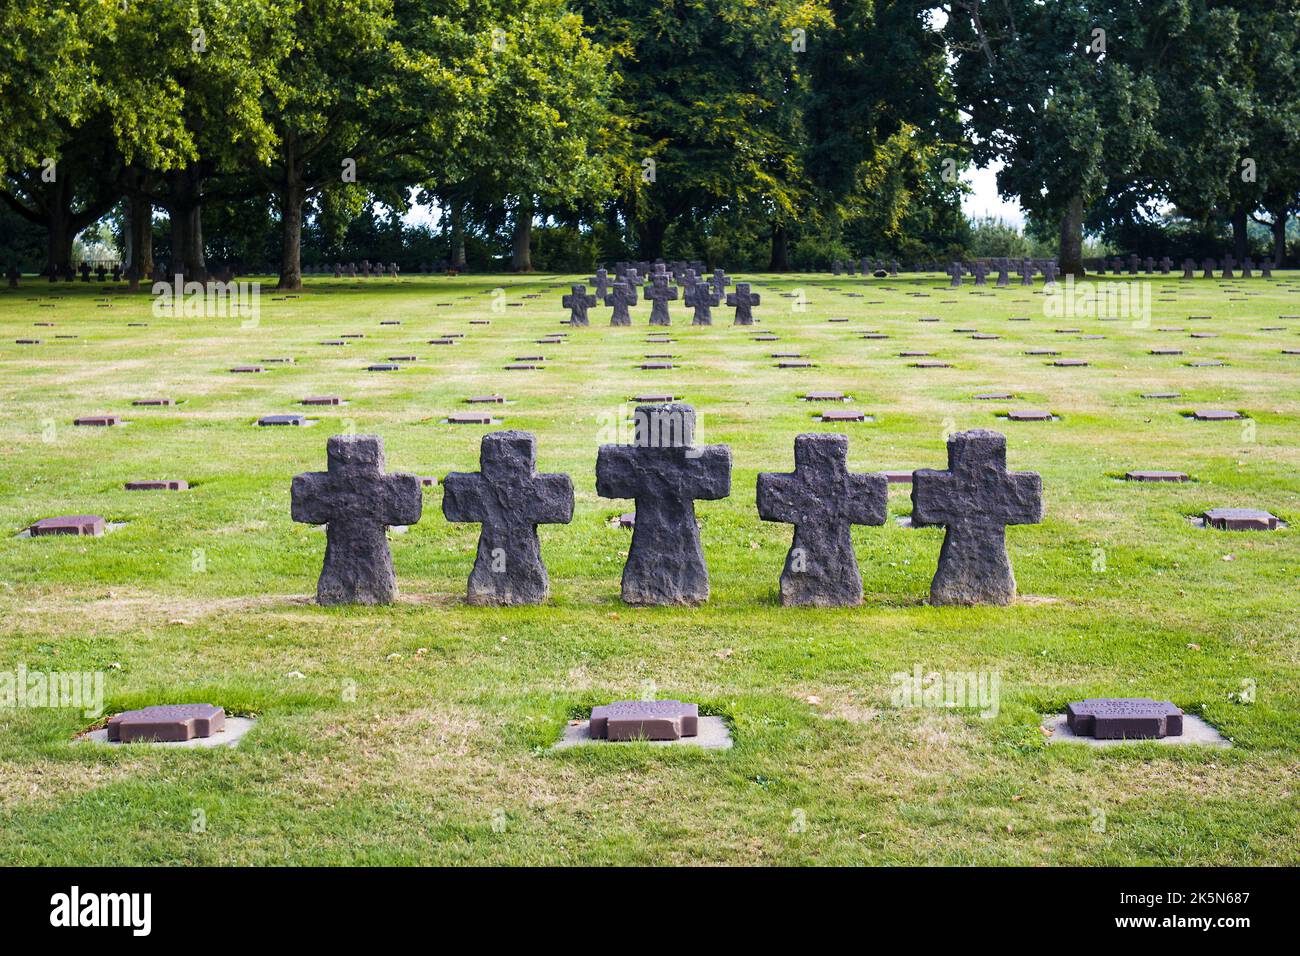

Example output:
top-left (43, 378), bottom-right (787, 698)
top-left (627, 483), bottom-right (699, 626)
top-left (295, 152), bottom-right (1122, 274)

top-left (442, 431), bottom-right (574, 605)
top-left (756, 434), bottom-right (888, 606)
top-left (589, 268), bottom-right (611, 299)
top-left (562, 284), bottom-right (597, 326)
top-left (605, 280), bottom-right (634, 325)
top-left (646, 274), bottom-right (678, 326)
top-left (911, 429), bottom-right (1042, 605)
top-left (946, 262), bottom-right (964, 287)
top-left (291, 435), bottom-right (422, 605)
top-left (726, 283), bottom-right (761, 325)
top-left (710, 268), bottom-right (730, 299)
top-left (686, 282), bottom-right (720, 325)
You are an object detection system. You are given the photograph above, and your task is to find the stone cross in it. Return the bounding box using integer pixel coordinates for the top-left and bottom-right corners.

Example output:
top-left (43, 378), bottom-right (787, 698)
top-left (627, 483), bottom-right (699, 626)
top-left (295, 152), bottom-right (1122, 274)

top-left (1201, 258), bottom-right (1215, 278)
top-left (646, 274), bottom-right (678, 326)
top-left (726, 282), bottom-right (760, 324)
top-left (686, 281), bottom-right (720, 325)
top-left (596, 404), bottom-right (732, 605)
top-left (562, 284), bottom-right (597, 326)
top-left (832, 260), bottom-right (843, 276)
top-left (1261, 260), bottom-right (1272, 278)
top-left (1019, 260), bottom-right (1034, 285)
top-left (1182, 259), bottom-right (1195, 279)
top-left (756, 434), bottom-right (888, 606)
top-left (291, 435), bottom-right (423, 605)
top-left (605, 280), bottom-right (634, 325)
top-left (1042, 261), bottom-right (1059, 284)
top-left (1241, 257), bottom-right (1253, 278)
top-left (1221, 255), bottom-right (1236, 279)
top-left (911, 429), bottom-right (1042, 606)
top-left (946, 262), bottom-right (963, 287)
top-left (710, 268), bottom-right (730, 299)
top-left (590, 268), bottom-right (611, 299)
top-left (442, 431), bottom-right (574, 605)
top-left (995, 261), bottom-right (1010, 287)
top-left (1159, 256), bottom-right (1172, 274)
top-left (973, 261), bottom-right (989, 286)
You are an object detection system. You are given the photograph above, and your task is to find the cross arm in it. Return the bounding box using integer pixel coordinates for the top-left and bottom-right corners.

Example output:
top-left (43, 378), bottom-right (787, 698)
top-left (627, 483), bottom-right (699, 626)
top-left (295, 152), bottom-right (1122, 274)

top-left (441, 472), bottom-right (489, 523)
top-left (379, 473), bottom-right (424, 526)
top-left (686, 445), bottom-right (732, 500)
top-left (290, 472), bottom-right (333, 525)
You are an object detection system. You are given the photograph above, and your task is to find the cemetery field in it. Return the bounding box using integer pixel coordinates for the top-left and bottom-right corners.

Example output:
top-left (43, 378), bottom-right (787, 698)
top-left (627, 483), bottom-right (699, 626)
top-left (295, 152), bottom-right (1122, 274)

top-left (1, 272), bottom-right (1298, 866)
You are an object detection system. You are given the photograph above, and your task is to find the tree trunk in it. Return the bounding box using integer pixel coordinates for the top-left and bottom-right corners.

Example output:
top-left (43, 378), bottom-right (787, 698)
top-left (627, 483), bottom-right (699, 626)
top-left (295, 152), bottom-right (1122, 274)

top-left (769, 223), bottom-right (790, 271)
top-left (510, 200), bottom-right (533, 271)
top-left (167, 165), bottom-right (207, 283)
top-left (636, 214), bottom-right (668, 260)
top-left (277, 180), bottom-right (305, 290)
top-left (45, 203), bottom-right (73, 278)
top-left (450, 200), bottom-right (466, 268)
top-left (125, 192), bottom-right (153, 291)
top-left (1271, 207), bottom-right (1288, 265)
top-left (1058, 193), bottom-right (1085, 277)
top-left (1232, 206), bottom-right (1249, 261)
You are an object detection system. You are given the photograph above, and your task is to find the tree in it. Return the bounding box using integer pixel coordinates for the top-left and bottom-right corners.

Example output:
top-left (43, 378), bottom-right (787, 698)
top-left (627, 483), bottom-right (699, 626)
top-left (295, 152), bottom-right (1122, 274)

top-left (949, 1), bottom-right (1158, 275)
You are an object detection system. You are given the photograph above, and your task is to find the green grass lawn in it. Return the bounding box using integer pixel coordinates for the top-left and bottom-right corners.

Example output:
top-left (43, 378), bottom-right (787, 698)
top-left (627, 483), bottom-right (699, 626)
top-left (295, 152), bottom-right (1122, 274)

top-left (0, 270), bottom-right (1296, 865)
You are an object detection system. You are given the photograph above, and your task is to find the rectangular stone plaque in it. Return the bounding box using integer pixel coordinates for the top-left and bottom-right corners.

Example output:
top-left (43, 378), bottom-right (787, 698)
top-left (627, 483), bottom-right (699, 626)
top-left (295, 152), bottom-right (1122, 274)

top-left (30, 515), bottom-right (106, 536)
top-left (1066, 699), bottom-right (1182, 739)
top-left (589, 700), bottom-right (699, 741)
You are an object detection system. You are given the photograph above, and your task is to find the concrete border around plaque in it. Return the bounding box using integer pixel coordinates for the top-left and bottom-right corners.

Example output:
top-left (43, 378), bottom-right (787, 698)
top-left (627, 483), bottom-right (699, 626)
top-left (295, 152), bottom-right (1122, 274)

top-left (554, 715), bottom-right (733, 750)
top-left (1043, 713), bottom-right (1229, 748)
top-left (77, 717), bottom-right (257, 749)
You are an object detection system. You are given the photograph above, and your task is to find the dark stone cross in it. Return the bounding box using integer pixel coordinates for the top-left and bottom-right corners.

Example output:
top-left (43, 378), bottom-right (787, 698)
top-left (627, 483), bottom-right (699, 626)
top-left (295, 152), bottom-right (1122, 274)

top-left (1042, 261), bottom-right (1059, 284)
top-left (589, 268), bottom-right (611, 299)
top-left (646, 274), bottom-right (678, 326)
top-left (726, 282), bottom-right (760, 324)
top-left (442, 431), bottom-right (574, 605)
top-left (686, 281), bottom-right (720, 325)
top-left (562, 284), bottom-right (597, 326)
top-left (1182, 258), bottom-right (1195, 278)
top-left (756, 434), bottom-right (888, 606)
top-left (911, 429), bottom-right (1043, 606)
top-left (291, 435), bottom-right (423, 605)
top-left (710, 268), bottom-right (730, 299)
top-left (946, 262), bottom-right (963, 287)
top-left (605, 280), bottom-right (634, 325)
top-left (596, 404), bottom-right (732, 605)
top-left (996, 262), bottom-right (1010, 287)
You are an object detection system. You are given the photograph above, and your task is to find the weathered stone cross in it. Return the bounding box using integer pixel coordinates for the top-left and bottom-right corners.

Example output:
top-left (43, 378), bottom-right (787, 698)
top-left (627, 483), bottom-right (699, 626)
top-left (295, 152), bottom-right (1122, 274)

top-left (946, 262), bottom-right (964, 287)
top-left (596, 404), bottom-right (732, 604)
top-left (562, 284), bottom-right (597, 326)
top-left (589, 268), bottom-right (611, 299)
top-left (686, 281), bottom-right (720, 325)
top-left (646, 274), bottom-right (678, 326)
top-left (605, 280), bottom-right (634, 325)
top-left (726, 282), bottom-right (761, 324)
top-left (710, 268), bottom-right (730, 299)
top-left (911, 429), bottom-right (1042, 605)
top-left (291, 435), bottom-right (423, 605)
top-left (757, 434), bottom-right (888, 606)
top-left (442, 431), bottom-right (574, 605)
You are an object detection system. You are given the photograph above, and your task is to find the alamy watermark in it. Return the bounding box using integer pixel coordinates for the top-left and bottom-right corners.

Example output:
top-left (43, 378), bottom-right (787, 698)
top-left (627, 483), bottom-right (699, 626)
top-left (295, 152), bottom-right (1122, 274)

top-left (1044, 275), bottom-right (1151, 326)
top-left (890, 664), bottom-right (1001, 718)
top-left (0, 665), bottom-right (105, 718)
top-left (152, 275), bottom-right (261, 325)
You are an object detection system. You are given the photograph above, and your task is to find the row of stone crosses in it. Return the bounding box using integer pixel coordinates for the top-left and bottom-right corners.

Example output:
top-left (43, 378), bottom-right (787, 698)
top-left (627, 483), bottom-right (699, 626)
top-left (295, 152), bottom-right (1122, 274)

top-left (291, 404), bottom-right (1042, 610)
top-left (563, 263), bottom-right (761, 326)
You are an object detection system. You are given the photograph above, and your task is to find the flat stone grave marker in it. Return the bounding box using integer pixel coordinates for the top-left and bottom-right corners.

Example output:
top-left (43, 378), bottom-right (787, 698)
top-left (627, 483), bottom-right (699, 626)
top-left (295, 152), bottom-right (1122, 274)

top-left (1202, 507), bottom-right (1282, 531)
top-left (640, 361), bottom-right (676, 369)
top-left (262, 357), bottom-right (295, 364)
top-left (1054, 328), bottom-right (1081, 334)
top-left (1025, 349), bottom-right (1059, 356)
top-left (1051, 359), bottom-right (1089, 366)
top-left (302, 396), bottom-right (342, 406)
top-left (776, 359), bottom-right (814, 368)
top-left (14, 338), bottom-right (42, 345)
top-left (752, 334), bottom-right (779, 342)
top-left (230, 365), bottom-right (264, 373)
top-left (911, 360), bottom-right (951, 368)
top-left (1150, 348), bottom-right (1183, 355)
top-left (367, 363), bottom-right (401, 371)
top-left (1005, 409), bottom-right (1054, 421)
top-left (505, 362), bottom-right (542, 370)
top-left (882, 470), bottom-right (913, 484)
top-left (258, 414), bottom-right (307, 426)
top-left (589, 699), bottom-right (700, 741)
top-left (899, 351), bottom-right (931, 357)
top-left (106, 704), bottom-right (227, 743)
top-left (860, 332), bottom-right (889, 340)
top-left (320, 339), bottom-right (348, 346)
top-left (29, 515), bottom-right (106, 537)
top-left (801, 391), bottom-right (848, 401)
top-left (446, 412), bottom-right (496, 425)
top-left (73, 415), bottom-right (120, 426)
top-left (971, 333), bottom-right (999, 340)
top-left (125, 480), bottom-right (188, 491)
top-left (1141, 391), bottom-right (1180, 399)
top-left (466, 395), bottom-right (506, 404)
top-left (974, 392), bottom-right (1015, 400)
top-left (428, 338), bottom-right (456, 345)
top-left (132, 398), bottom-right (174, 406)
top-left (1066, 699), bottom-right (1182, 739)
top-left (1187, 360), bottom-right (1226, 367)
top-left (1190, 332), bottom-right (1217, 338)
top-left (819, 409), bottom-right (867, 422)
top-left (1124, 471), bottom-right (1188, 482)
top-left (1191, 409), bottom-right (1241, 421)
